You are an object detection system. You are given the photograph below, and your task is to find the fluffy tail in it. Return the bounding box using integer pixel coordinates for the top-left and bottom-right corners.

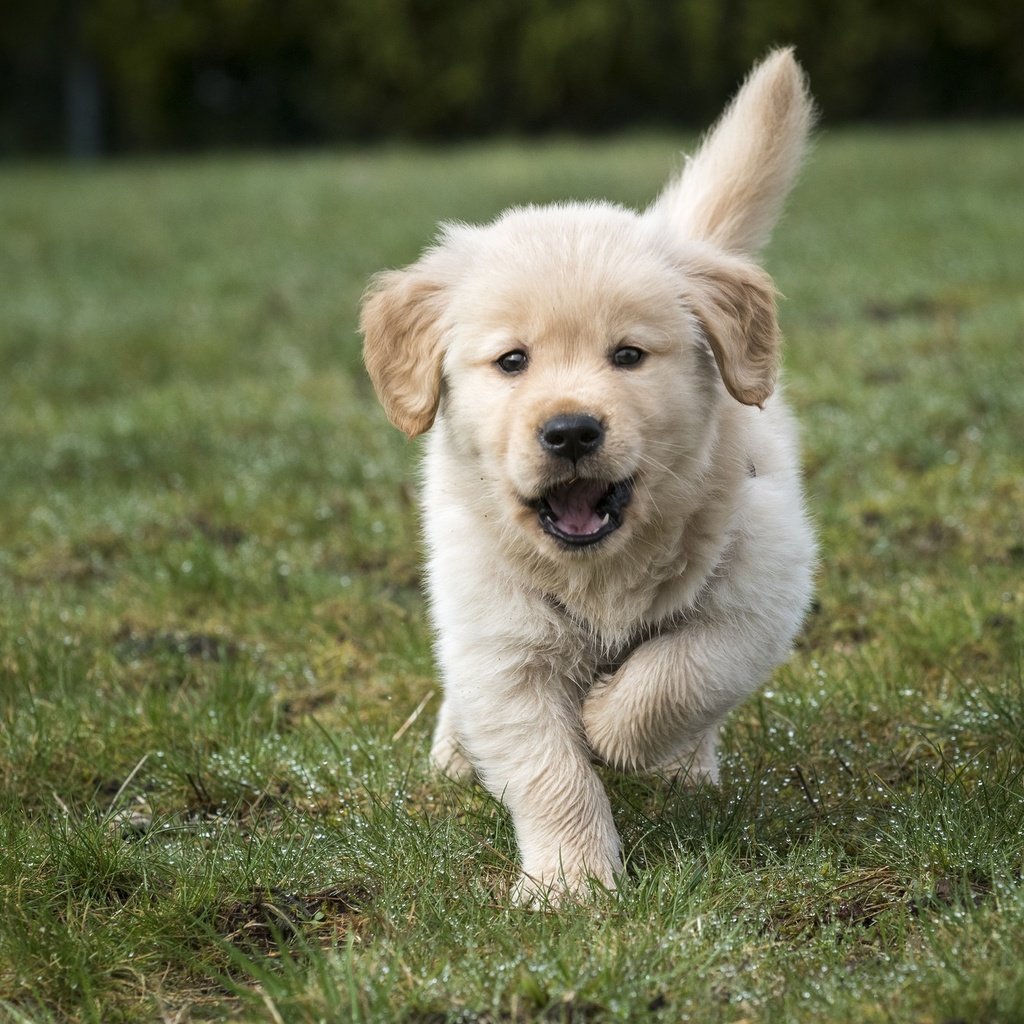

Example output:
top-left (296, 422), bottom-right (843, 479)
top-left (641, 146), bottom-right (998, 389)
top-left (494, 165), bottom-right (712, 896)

top-left (649, 48), bottom-right (816, 256)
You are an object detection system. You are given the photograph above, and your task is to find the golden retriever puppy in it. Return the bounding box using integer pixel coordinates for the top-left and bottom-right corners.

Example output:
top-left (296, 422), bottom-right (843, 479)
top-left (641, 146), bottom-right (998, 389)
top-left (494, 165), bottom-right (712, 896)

top-left (361, 49), bottom-right (817, 903)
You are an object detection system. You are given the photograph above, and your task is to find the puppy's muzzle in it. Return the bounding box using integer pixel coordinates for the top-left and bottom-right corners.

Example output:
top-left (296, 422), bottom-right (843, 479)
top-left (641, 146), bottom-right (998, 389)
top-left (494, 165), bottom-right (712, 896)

top-left (539, 413), bottom-right (604, 463)
top-left (530, 413), bottom-right (631, 548)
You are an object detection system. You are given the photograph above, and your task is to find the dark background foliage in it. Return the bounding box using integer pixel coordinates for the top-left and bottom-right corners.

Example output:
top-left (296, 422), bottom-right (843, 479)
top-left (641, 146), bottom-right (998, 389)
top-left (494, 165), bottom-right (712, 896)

top-left (3, 0), bottom-right (1023, 157)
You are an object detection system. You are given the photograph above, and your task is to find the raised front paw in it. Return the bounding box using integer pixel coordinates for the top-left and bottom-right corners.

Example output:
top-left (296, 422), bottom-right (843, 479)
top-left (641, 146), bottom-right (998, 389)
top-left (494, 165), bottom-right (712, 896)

top-left (583, 676), bottom-right (722, 783)
top-left (581, 674), bottom-right (647, 771)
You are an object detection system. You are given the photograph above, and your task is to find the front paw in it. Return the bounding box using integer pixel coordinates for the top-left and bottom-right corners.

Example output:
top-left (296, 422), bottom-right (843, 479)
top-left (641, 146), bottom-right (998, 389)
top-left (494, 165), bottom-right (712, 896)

top-left (584, 680), bottom-right (721, 783)
top-left (511, 857), bottom-right (618, 909)
top-left (582, 675), bottom-right (642, 770)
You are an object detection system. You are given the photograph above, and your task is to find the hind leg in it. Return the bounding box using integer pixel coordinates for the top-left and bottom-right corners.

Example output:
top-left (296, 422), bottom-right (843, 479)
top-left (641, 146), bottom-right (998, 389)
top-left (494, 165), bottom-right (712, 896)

top-left (653, 724), bottom-right (722, 787)
top-left (429, 696), bottom-right (475, 782)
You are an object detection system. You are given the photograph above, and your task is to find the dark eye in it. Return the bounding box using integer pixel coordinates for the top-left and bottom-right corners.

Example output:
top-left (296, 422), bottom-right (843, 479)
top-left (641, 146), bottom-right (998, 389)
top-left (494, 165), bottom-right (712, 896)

top-left (496, 350), bottom-right (528, 374)
top-left (612, 345), bottom-right (644, 367)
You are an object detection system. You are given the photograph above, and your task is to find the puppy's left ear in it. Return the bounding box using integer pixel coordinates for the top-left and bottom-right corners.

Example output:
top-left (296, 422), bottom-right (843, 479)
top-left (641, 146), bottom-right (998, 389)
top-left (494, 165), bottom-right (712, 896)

top-left (361, 266), bottom-right (449, 437)
top-left (682, 249), bottom-right (781, 408)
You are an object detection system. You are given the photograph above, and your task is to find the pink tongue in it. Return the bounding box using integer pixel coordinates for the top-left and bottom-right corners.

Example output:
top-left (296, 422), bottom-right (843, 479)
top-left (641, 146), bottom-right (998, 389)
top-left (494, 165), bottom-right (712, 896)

top-left (546, 480), bottom-right (608, 536)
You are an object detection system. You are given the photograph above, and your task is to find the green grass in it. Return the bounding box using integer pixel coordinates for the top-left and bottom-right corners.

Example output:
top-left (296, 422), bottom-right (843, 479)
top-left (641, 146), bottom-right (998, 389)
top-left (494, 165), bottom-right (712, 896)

top-left (1, 124), bottom-right (1023, 1023)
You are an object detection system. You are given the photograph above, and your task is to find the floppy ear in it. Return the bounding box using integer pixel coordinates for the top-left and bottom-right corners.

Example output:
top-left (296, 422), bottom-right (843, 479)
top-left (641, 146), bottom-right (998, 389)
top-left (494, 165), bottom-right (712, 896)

top-left (682, 250), bottom-right (781, 408)
top-left (360, 267), bottom-right (449, 437)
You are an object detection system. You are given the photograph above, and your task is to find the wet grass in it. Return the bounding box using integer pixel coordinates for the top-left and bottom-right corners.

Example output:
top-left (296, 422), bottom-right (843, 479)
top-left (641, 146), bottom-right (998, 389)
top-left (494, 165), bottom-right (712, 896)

top-left (1, 124), bottom-right (1023, 1022)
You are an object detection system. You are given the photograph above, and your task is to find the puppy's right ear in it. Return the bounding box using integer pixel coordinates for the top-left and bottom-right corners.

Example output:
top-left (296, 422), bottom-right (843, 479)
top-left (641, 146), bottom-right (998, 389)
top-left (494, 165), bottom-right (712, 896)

top-left (360, 267), bottom-right (448, 438)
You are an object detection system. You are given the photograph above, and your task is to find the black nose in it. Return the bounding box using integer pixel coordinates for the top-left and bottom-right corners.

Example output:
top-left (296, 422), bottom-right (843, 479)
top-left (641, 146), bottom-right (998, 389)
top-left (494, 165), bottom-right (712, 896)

top-left (539, 413), bottom-right (604, 461)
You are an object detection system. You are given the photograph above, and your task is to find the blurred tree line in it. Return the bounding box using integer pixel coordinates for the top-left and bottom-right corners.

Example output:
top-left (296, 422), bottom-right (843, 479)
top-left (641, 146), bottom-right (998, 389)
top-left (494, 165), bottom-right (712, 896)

top-left (2, 0), bottom-right (1022, 157)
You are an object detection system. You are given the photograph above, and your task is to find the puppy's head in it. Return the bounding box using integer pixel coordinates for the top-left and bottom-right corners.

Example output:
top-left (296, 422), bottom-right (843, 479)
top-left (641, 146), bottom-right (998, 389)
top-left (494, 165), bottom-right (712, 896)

top-left (361, 206), bottom-right (779, 558)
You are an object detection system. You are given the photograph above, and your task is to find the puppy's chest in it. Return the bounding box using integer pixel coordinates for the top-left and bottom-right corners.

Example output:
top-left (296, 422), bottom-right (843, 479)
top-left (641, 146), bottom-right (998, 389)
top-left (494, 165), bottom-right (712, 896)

top-left (543, 593), bottom-right (680, 686)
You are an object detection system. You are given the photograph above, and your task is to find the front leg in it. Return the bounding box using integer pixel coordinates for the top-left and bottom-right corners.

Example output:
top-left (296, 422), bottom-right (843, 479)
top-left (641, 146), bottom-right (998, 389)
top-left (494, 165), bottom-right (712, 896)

top-left (582, 616), bottom-right (791, 780)
top-left (448, 659), bottom-right (621, 904)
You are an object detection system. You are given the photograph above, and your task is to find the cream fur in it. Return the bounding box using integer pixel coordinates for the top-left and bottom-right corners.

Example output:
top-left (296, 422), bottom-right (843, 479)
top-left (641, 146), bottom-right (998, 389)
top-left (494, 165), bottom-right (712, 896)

top-left (361, 49), bottom-right (817, 904)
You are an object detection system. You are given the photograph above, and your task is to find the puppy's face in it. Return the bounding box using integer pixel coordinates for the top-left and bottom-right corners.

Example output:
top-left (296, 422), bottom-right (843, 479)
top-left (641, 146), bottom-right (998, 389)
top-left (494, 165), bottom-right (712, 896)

top-left (362, 203), bottom-right (780, 561)
top-left (439, 208), bottom-right (717, 557)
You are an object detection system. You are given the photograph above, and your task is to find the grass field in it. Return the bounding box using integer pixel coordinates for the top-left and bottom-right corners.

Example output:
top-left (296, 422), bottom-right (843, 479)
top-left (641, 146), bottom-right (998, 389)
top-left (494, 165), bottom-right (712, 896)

top-left (1, 124), bottom-right (1023, 1023)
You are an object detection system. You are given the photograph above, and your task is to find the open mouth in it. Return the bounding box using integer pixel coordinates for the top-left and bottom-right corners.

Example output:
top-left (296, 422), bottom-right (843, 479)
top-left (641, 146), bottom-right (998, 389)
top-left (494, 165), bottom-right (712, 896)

top-left (533, 477), bottom-right (633, 547)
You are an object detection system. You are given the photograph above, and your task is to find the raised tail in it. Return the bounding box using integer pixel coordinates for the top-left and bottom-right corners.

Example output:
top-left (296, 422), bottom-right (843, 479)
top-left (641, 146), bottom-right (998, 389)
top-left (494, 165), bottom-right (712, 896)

top-left (648, 48), bottom-right (816, 256)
